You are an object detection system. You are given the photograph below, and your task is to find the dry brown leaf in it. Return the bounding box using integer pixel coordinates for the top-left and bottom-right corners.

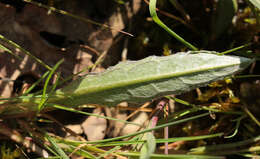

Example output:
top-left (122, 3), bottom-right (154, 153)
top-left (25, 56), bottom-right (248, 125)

top-left (81, 108), bottom-right (107, 141)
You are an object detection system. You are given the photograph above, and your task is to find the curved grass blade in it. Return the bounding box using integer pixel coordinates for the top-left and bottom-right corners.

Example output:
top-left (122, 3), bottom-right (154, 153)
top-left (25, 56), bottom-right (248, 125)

top-left (149, 0), bottom-right (198, 50)
top-left (38, 59), bottom-right (64, 112)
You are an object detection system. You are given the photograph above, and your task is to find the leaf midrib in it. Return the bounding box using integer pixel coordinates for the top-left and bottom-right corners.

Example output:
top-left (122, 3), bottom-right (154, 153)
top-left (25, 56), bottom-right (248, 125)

top-left (60, 62), bottom-right (241, 96)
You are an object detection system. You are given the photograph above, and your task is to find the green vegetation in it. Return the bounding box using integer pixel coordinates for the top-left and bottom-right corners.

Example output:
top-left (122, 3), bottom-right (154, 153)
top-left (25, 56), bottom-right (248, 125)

top-left (0, 0), bottom-right (259, 158)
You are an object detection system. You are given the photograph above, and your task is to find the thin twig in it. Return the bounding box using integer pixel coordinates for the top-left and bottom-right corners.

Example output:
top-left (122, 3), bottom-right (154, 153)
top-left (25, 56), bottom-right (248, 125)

top-left (22, 0), bottom-right (133, 37)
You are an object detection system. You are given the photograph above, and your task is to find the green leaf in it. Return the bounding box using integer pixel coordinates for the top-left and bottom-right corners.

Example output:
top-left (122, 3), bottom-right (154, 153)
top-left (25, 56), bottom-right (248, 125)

top-left (50, 51), bottom-right (253, 107)
top-left (249, 0), bottom-right (260, 10)
top-left (140, 132), bottom-right (156, 159)
top-left (45, 133), bottom-right (70, 159)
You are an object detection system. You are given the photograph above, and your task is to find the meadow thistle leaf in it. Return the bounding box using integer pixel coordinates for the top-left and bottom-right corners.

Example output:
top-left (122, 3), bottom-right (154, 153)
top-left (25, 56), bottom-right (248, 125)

top-left (51, 51), bottom-right (253, 107)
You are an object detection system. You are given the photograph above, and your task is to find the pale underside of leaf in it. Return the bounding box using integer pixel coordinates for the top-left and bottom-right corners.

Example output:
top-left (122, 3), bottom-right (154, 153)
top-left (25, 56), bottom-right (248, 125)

top-left (249, 0), bottom-right (260, 10)
top-left (49, 52), bottom-right (252, 107)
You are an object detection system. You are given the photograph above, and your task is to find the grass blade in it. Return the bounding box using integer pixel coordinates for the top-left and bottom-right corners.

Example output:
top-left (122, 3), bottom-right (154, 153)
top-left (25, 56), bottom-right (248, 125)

top-left (149, 0), bottom-right (198, 50)
top-left (45, 133), bottom-right (70, 159)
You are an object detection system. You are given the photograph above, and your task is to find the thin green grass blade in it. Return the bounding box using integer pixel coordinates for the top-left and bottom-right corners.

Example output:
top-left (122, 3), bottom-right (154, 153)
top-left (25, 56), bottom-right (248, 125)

top-left (79, 112), bottom-right (210, 144)
top-left (0, 34), bottom-right (53, 71)
top-left (224, 115), bottom-right (246, 138)
top-left (0, 43), bottom-right (23, 60)
top-left (38, 59), bottom-right (64, 112)
top-left (52, 104), bottom-right (141, 126)
top-left (43, 142), bottom-right (60, 157)
top-left (23, 71), bottom-right (50, 95)
top-left (45, 134), bottom-right (70, 159)
top-left (156, 133), bottom-right (224, 143)
top-left (190, 146), bottom-right (260, 156)
top-left (166, 96), bottom-right (244, 115)
top-left (66, 145), bottom-right (97, 159)
top-left (118, 152), bottom-right (225, 159)
top-left (37, 157), bottom-right (61, 159)
top-left (65, 142), bottom-right (121, 158)
top-left (218, 43), bottom-right (252, 55)
top-left (235, 74), bottom-right (260, 79)
top-left (158, 108), bottom-right (201, 125)
top-left (52, 113), bottom-right (210, 147)
top-left (149, 0), bottom-right (198, 50)
top-left (96, 146), bottom-right (121, 159)
top-left (190, 135), bottom-right (260, 154)
top-left (93, 133), bottom-right (223, 147)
